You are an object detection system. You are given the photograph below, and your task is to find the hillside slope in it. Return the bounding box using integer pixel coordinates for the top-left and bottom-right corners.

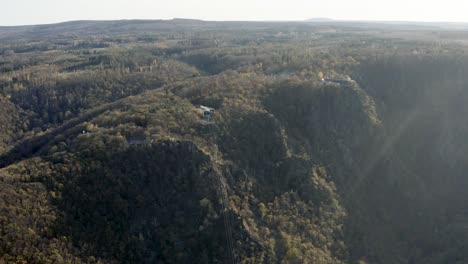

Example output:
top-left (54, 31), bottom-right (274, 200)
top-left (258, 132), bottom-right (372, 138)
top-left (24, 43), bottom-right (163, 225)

top-left (0, 87), bottom-right (356, 263)
top-left (0, 95), bottom-right (26, 154)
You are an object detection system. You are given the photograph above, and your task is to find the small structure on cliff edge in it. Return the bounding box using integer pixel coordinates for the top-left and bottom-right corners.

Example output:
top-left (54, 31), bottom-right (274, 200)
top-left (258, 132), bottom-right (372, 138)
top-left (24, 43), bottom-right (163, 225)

top-left (321, 76), bottom-right (355, 86)
top-left (196, 105), bottom-right (215, 122)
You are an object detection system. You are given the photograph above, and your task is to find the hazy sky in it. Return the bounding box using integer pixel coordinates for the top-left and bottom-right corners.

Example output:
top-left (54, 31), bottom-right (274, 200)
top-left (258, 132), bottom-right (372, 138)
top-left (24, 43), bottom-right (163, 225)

top-left (2, 0), bottom-right (468, 26)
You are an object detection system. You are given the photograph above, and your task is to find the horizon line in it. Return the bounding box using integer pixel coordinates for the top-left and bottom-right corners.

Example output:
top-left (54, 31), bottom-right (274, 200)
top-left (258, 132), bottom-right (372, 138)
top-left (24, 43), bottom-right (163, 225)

top-left (2, 17), bottom-right (468, 27)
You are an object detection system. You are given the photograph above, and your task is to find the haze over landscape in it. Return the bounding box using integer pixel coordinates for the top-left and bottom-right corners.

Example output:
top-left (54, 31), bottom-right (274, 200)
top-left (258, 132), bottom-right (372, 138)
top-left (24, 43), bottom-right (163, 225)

top-left (2, 0), bottom-right (468, 26)
top-left (2, 1), bottom-right (468, 264)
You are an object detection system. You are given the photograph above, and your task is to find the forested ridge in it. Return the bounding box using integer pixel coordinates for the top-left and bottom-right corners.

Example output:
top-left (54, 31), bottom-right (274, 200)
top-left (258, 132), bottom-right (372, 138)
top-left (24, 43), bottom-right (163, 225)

top-left (1, 19), bottom-right (468, 263)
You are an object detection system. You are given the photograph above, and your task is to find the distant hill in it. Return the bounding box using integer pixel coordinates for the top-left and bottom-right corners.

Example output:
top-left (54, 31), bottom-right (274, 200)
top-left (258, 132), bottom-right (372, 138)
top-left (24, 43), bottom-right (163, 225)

top-left (306, 18), bottom-right (336, 22)
top-left (1, 18), bottom-right (467, 43)
top-left (306, 17), bottom-right (468, 30)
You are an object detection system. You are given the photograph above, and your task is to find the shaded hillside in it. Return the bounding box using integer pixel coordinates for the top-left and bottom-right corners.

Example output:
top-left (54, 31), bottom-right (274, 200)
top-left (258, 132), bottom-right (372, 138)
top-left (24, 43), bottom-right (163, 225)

top-left (348, 55), bottom-right (468, 263)
top-left (0, 95), bottom-right (28, 154)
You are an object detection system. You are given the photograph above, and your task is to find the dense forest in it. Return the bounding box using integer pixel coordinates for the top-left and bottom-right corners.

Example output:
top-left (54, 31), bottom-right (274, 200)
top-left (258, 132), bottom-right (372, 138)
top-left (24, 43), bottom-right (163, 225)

top-left (1, 19), bottom-right (468, 263)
